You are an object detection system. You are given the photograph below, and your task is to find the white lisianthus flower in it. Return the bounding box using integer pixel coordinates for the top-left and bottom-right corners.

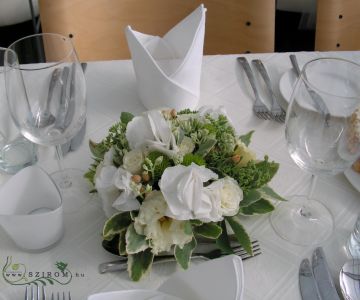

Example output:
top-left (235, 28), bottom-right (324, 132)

top-left (178, 136), bottom-right (195, 156)
top-left (134, 191), bottom-right (192, 254)
top-left (112, 168), bottom-right (140, 211)
top-left (159, 163), bottom-right (219, 221)
top-left (234, 140), bottom-right (256, 167)
top-left (126, 110), bottom-right (178, 157)
top-left (122, 149), bottom-right (144, 174)
top-left (205, 177), bottom-right (243, 218)
top-left (95, 164), bottom-right (120, 217)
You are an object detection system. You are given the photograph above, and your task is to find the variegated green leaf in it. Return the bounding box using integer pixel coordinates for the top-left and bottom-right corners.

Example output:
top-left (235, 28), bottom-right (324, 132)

top-left (194, 223), bottom-right (222, 239)
top-left (239, 130), bottom-right (254, 146)
top-left (103, 212), bottom-right (132, 241)
top-left (215, 220), bottom-right (233, 254)
top-left (225, 216), bottom-right (252, 255)
top-left (125, 224), bottom-right (149, 254)
top-left (239, 198), bottom-right (275, 216)
top-left (241, 189), bottom-right (262, 207)
top-left (174, 237), bottom-right (197, 270)
top-left (258, 185), bottom-right (286, 201)
top-left (128, 248), bottom-right (154, 281)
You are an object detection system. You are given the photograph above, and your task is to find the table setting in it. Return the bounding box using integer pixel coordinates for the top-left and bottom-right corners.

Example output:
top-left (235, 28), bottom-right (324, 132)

top-left (1, 4), bottom-right (360, 300)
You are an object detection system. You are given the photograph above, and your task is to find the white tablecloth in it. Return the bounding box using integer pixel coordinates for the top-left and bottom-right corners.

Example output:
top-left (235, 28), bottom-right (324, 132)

top-left (1, 51), bottom-right (360, 300)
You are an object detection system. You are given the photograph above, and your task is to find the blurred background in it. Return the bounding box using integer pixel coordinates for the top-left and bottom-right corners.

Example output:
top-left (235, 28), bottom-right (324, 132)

top-left (0, 0), bottom-right (316, 53)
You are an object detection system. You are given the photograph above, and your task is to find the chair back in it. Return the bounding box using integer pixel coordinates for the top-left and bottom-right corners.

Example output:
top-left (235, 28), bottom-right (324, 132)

top-left (39, 0), bottom-right (275, 61)
top-left (315, 0), bottom-right (360, 51)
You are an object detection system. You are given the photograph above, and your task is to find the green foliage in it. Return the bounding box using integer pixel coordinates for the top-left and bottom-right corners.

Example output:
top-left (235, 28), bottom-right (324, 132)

top-left (194, 223), bottom-right (222, 239)
top-left (182, 153), bottom-right (205, 166)
top-left (225, 216), bottom-right (252, 255)
top-left (120, 112), bottom-right (134, 125)
top-left (239, 199), bottom-right (275, 215)
top-left (241, 190), bottom-right (262, 207)
top-left (207, 154), bottom-right (279, 193)
top-left (103, 212), bottom-right (132, 241)
top-left (174, 237), bottom-right (197, 269)
top-left (215, 220), bottom-right (233, 254)
top-left (128, 249), bottom-right (154, 281)
top-left (239, 130), bottom-right (254, 147)
top-left (125, 224), bottom-right (149, 254)
top-left (258, 185), bottom-right (286, 201)
top-left (144, 151), bottom-right (171, 182)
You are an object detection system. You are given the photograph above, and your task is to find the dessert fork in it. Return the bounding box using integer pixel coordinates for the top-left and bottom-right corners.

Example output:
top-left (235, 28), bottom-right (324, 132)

top-left (24, 285), bottom-right (72, 300)
top-left (99, 240), bottom-right (261, 274)
top-left (237, 57), bottom-right (271, 120)
top-left (252, 59), bottom-right (286, 122)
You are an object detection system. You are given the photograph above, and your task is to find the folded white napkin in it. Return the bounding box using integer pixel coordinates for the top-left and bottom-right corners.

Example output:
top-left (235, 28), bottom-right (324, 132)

top-left (88, 255), bottom-right (244, 300)
top-left (125, 4), bottom-right (206, 110)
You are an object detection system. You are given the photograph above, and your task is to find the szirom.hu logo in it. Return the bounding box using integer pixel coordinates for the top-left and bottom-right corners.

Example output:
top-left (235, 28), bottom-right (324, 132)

top-left (2, 256), bottom-right (85, 286)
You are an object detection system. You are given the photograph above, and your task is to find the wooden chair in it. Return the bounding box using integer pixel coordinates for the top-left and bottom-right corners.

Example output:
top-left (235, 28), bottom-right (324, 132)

top-left (39, 0), bottom-right (275, 61)
top-left (315, 0), bottom-right (360, 51)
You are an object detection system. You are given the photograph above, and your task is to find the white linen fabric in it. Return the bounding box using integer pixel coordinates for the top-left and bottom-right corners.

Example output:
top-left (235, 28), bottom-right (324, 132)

top-left (125, 5), bottom-right (206, 110)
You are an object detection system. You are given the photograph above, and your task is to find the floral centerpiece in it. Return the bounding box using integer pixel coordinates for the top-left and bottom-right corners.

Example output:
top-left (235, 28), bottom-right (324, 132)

top-left (85, 106), bottom-right (284, 281)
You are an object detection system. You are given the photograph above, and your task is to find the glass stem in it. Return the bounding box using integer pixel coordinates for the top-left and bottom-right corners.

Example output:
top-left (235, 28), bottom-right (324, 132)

top-left (55, 145), bottom-right (72, 189)
top-left (300, 174), bottom-right (318, 218)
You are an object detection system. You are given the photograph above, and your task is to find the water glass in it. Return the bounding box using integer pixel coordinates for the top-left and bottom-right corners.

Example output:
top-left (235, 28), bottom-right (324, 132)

top-left (0, 47), bottom-right (37, 174)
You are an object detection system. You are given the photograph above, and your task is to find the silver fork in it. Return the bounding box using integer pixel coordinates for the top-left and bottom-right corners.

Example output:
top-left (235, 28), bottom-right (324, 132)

top-left (99, 240), bottom-right (261, 274)
top-left (237, 57), bottom-right (272, 120)
top-left (252, 59), bottom-right (286, 123)
top-left (25, 286), bottom-right (71, 300)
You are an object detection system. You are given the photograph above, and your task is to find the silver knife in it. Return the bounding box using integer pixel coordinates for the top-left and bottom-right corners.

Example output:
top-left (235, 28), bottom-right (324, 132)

top-left (299, 258), bottom-right (321, 300)
top-left (312, 247), bottom-right (341, 300)
top-left (61, 62), bottom-right (87, 154)
top-left (289, 55), bottom-right (330, 124)
top-left (54, 66), bottom-right (70, 130)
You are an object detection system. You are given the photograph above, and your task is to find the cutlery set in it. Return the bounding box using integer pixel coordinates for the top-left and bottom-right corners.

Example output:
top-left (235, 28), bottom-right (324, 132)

top-left (237, 56), bottom-right (286, 122)
top-left (99, 240), bottom-right (261, 274)
top-left (299, 247), bottom-right (340, 300)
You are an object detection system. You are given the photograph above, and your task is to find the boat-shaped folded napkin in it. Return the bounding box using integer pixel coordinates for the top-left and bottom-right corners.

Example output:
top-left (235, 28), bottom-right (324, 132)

top-left (125, 4), bottom-right (206, 110)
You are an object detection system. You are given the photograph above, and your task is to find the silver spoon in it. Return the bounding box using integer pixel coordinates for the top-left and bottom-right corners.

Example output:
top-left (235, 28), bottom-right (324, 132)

top-left (339, 259), bottom-right (360, 299)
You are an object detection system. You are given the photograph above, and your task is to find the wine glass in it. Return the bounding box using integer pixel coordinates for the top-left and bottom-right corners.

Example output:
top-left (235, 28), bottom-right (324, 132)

top-left (270, 57), bottom-right (360, 246)
top-left (4, 33), bottom-right (88, 212)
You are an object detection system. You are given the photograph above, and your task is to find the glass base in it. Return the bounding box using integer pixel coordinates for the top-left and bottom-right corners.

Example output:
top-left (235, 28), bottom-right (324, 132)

top-left (270, 195), bottom-right (334, 246)
top-left (51, 168), bottom-right (91, 213)
top-left (0, 137), bottom-right (37, 174)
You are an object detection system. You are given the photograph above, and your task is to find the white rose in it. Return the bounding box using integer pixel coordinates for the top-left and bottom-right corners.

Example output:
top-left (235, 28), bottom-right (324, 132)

top-left (205, 177), bottom-right (242, 218)
top-left (122, 149), bottom-right (144, 174)
top-left (112, 168), bottom-right (140, 211)
top-left (134, 191), bottom-right (192, 254)
top-left (159, 163), bottom-right (219, 221)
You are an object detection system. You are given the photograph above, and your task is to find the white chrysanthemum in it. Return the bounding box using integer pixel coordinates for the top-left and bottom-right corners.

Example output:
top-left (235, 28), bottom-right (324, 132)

top-left (234, 140), bottom-right (256, 167)
top-left (134, 191), bottom-right (192, 254)
top-left (122, 149), bottom-right (144, 174)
